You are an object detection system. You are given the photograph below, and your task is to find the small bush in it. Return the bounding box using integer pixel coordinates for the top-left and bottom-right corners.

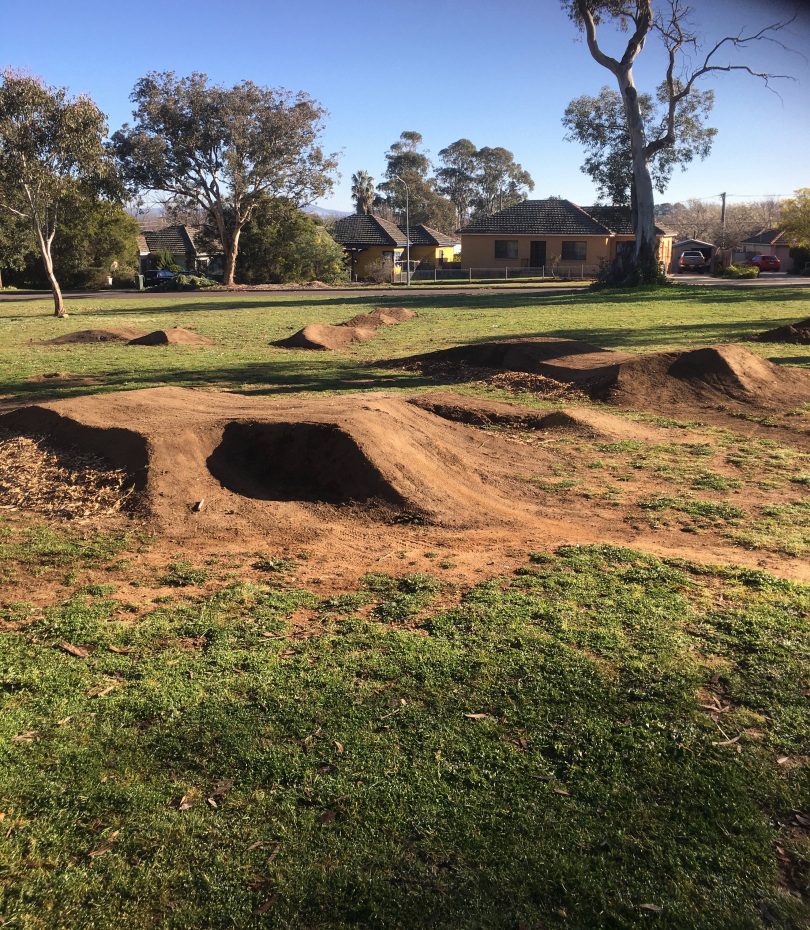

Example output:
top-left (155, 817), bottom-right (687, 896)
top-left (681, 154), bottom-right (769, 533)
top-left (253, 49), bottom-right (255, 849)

top-left (718, 264), bottom-right (759, 279)
top-left (157, 274), bottom-right (218, 291)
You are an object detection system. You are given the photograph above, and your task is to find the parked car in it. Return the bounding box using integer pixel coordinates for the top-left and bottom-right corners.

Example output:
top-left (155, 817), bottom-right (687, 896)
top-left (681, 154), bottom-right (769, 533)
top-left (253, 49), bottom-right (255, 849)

top-left (143, 269), bottom-right (177, 286)
top-left (747, 254), bottom-right (781, 272)
top-left (678, 249), bottom-right (708, 273)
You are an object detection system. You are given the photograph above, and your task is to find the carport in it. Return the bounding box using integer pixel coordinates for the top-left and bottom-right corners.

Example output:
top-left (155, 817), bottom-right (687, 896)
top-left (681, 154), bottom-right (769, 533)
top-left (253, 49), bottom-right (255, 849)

top-left (671, 239), bottom-right (715, 273)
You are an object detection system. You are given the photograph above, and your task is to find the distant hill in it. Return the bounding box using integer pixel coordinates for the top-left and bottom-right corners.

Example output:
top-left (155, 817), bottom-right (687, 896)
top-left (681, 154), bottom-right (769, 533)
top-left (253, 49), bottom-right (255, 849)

top-left (304, 205), bottom-right (352, 221)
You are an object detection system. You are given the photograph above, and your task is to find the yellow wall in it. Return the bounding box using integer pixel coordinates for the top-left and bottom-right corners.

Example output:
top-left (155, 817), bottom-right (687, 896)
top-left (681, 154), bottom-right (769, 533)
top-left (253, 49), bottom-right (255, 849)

top-left (352, 246), bottom-right (405, 279)
top-left (409, 245), bottom-right (456, 265)
top-left (460, 234), bottom-right (672, 269)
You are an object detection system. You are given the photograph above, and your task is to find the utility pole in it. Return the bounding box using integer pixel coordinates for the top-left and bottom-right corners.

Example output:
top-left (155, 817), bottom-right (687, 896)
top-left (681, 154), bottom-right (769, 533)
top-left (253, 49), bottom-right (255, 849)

top-left (393, 173), bottom-right (411, 286)
top-left (720, 191), bottom-right (727, 249)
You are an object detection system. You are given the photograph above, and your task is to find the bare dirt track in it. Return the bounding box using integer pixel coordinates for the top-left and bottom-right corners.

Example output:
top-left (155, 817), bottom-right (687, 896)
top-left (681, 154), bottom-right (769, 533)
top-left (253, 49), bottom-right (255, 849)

top-left (1, 360), bottom-right (808, 586)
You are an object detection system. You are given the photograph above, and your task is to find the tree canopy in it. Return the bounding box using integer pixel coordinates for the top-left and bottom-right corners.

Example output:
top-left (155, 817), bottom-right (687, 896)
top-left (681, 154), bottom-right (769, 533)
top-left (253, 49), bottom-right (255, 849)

top-left (0, 71), bottom-right (115, 315)
top-left (111, 72), bottom-right (337, 285)
top-left (350, 170), bottom-right (375, 215)
top-left (780, 189), bottom-right (810, 248)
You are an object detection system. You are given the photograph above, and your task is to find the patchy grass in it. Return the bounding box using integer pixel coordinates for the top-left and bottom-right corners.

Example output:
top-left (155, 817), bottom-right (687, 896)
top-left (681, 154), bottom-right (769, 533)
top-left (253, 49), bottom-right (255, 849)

top-left (0, 545), bottom-right (807, 929)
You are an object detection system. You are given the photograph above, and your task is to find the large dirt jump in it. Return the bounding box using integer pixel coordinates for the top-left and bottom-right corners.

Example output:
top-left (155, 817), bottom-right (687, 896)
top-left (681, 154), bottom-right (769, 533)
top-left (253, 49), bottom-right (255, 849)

top-left (274, 307), bottom-right (418, 350)
top-left (0, 387), bottom-right (527, 536)
top-left (755, 318), bottom-right (810, 345)
top-left (127, 328), bottom-right (214, 346)
top-left (392, 338), bottom-right (810, 412)
top-left (41, 328), bottom-right (148, 345)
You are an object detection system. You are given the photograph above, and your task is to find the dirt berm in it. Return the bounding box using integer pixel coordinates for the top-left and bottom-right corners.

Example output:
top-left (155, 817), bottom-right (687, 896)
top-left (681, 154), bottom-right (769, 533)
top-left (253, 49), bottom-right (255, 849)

top-left (755, 318), bottom-right (810, 345)
top-left (42, 328), bottom-right (148, 345)
top-left (0, 387), bottom-right (528, 535)
top-left (128, 328), bottom-right (214, 346)
top-left (272, 323), bottom-right (377, 350)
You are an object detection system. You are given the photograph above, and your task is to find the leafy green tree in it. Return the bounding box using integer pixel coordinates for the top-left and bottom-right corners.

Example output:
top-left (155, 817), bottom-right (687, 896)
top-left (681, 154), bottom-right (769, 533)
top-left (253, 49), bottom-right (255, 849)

top-left (563, 85), bottom-right (716, 208)
top-left (0, 71), bottom-right (116, 315)
top-left (561, 0), bottom-right (792, 284)
top-left (351, 170), bottom-right (375, 215)
top-left (435, 139), bottom-right (480, 226)
top-left (473, 146), bottom-right (534, 219)
top-left (235, 198), bottom-right (347, 284)
top-left (0, 209), bottom-right (33, 289)
top-left (377, 132), bottom-right (455, 232)
top-left (781, 188), bottom-right (810, 248)
top-left (112, 72), bottom-right (337, 286)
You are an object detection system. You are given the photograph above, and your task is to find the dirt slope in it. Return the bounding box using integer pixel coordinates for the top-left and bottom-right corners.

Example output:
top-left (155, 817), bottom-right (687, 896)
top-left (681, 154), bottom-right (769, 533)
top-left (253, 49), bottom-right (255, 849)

top-left (128, 328), bottom-right (214, 346)
top-left (755, 318), bottom-right (810, 345)
top-left (41, 328), bottom-right (148, 345)
top-left (272, 323), bottom-right (377, 350)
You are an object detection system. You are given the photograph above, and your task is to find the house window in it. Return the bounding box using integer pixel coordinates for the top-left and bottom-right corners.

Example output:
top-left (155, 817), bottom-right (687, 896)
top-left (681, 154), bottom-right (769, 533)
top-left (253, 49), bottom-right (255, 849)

top-left (561, 241), bottom-right (587, 261)
top-left (494, 239), bottom-right (519, 259)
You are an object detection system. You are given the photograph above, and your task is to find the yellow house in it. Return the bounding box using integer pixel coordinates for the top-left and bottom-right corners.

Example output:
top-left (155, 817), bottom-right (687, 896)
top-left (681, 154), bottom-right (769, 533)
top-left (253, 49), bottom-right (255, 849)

top-left (459, 199), bottom-right (672, 273)
top-left (331, 214), bottom-right (409, 281)
top-left (406, 224), bottom-right (459, 267)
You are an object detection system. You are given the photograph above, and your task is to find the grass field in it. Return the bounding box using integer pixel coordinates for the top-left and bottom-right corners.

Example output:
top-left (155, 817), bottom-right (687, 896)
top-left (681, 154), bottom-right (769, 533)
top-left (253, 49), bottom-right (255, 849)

top-left (0, 284), bottom-right (808, 929)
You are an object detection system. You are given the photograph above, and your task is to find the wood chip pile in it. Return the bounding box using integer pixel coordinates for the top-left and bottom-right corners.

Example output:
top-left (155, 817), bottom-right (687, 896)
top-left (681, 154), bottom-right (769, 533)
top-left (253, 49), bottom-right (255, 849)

top-left (0, 432), bottom-right (134, 520)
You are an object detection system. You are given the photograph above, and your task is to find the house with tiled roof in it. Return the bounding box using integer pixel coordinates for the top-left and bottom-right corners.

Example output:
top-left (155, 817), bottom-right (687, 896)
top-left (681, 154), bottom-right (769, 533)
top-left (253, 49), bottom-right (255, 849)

top-left (137, 223), bottom-right (219, 274)
top-left (458, 199), bottom-right (672, 272)
top-left (331, 214), bottom-right (459, 280)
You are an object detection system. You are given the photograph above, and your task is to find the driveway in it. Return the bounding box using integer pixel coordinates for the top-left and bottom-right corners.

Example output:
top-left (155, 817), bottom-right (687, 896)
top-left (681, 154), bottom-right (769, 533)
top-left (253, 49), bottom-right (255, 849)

top-left (672, 273), bottom-right (810, 288)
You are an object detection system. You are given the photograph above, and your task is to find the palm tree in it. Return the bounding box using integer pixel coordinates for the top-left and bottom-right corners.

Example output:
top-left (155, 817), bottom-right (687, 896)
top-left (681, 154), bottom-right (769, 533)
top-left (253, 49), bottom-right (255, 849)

top-left (351, 171), bottom-right (375, 215)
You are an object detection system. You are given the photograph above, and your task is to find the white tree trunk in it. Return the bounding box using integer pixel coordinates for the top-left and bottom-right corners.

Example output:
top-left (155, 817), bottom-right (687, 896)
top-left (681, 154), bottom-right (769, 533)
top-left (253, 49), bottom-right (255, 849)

top-left (223, 225), bottom-right (242, 286)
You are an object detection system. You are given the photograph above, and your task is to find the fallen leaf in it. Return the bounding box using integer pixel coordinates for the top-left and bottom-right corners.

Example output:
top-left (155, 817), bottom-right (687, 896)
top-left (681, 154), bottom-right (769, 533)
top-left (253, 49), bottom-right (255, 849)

top-left (777, 756), bottom-right (790, 765)
top-left (711, 735), bottom-right (741, 747)
top-left (88, 830), bottom-right (120, 859)
top-left (206, 798), bottom-right (218, 809)
top-left (0, 812), bottom-right (5, 823)
top-left (192, 498), bottom-right (205, 513)
top-left (177, 795), bottom-right (194, 811)
top-left (11, 731), bottom-right (39, 743)
top-left (58, 641), bottom-right (91, 659)
top-left (639, 903), bottom-right (662, 913)
top-left (107, 645), bottom-right (131, 655)
top-left (552, 787), bottom-right (571, 797)
top-left (334, 740), bottom-right (345, 754)
top-left (463, 713), bottom-right (493, 720)
top-left (56, 716), bottom-right (73, 726)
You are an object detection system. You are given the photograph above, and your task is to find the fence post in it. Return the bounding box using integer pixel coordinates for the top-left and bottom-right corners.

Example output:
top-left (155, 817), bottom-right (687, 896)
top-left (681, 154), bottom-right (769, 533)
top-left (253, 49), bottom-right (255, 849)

top-left (581, 264), bottom-right (584, 280)
top-left (469, 267), bottom-right (472, 282)
top-left (505, 266), bottom-right (508, 280)
top-left (434, 268), bottom-right (437, 282)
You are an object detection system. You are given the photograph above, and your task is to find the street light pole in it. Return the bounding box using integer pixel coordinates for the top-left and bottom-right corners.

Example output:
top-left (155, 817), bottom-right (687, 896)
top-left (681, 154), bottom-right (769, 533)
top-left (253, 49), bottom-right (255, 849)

top-left (393, 173), bottom-right (411, 286)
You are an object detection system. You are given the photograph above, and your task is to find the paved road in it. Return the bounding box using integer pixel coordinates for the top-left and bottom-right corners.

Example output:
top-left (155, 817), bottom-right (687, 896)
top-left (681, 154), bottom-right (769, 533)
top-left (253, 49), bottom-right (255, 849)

top-left (1, 275), bottom-right (809, 303)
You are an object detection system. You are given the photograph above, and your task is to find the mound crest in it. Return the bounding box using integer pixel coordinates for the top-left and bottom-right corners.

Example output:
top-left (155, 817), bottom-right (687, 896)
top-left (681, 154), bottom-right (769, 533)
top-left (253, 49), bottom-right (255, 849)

top-left (344, 307), bottom-right (418, 328)
top-left (272, 323), bottom-right (377, 350)
top-left (42, 328), bottom-right (147, 345)
top-left (128, 328), bottom-right (214, 346)
top-left (0, 388), bottom-right (517, 535)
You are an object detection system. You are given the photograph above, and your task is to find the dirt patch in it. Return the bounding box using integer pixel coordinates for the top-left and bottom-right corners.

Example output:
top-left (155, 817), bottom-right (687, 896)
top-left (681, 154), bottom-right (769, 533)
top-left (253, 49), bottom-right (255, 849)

top-left (272, 323), bottom-right (377, 351)
top-left (40, 328), bottom-right (148, 345)
top-left (128, 328), bottom-right (214, 346)
top-left (26, 372), bottom-right (104, 386)
top-left (755, 318), bottom-right (810, 345)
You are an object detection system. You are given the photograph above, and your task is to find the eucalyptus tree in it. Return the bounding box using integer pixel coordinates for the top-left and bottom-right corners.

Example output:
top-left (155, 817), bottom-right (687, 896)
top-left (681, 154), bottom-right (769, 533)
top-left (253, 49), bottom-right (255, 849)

top-left (0, 71), bottom-right (114, 316)
top-left (112, 72), bottom-right (337, 286)
top-left (562, 0), bottom-right (793, 283)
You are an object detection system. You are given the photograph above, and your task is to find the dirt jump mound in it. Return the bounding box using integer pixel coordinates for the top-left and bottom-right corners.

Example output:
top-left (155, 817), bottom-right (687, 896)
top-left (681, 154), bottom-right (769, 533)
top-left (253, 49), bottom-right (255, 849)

top-left (0, 388), bottom-right (520, 536)
top-left (41, 328), bottom-right (148, 345)
top-left (128, 328), bottom-right (214, 346)
top-left (272, 323), bottom-right (377, 350)
top-left (274, 307), bottom-right (417, 351)
top-left (755, 318), bottom-right (810, 345)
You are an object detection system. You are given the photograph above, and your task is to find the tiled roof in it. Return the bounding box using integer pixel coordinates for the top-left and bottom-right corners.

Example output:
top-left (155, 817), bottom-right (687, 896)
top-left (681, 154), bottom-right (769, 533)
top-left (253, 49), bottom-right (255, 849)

top-left (743, 228), bottom-right (784, 245)
top-left (141, 225), bottom-right (195, 255)
top-left (332, 214), bottom-right (409, 248)
top-left (459, 199), bottom-right (610, 236)
top-left (407, 224), bottom-right (458, 247)
top-left (460, 199), bottom-right (670, 237)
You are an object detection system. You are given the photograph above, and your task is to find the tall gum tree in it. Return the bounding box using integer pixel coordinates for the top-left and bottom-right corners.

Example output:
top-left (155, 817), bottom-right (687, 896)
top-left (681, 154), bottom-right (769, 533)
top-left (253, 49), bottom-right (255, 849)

top-left (0, 72), bottom-right (113, 316)
top-left (563, 0), bottom-right (793, 283)
top-left (112, 72), bottom-right (337, 286)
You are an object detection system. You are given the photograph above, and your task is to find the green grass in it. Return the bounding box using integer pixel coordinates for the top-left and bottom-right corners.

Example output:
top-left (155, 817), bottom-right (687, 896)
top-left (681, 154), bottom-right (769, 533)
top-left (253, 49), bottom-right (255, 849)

top-left (1, 284), bottom-right (809, 405)
top-left (0, 544), bottom-right (807, 929)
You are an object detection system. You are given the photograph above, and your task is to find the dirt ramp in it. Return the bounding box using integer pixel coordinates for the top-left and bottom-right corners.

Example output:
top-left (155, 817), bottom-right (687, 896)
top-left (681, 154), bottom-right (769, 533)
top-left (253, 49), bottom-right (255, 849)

top-left (128, 328), bottom-right (214, 346)
top-left (42, 328), bottom-right (147, 345)
top-left (755, 318), bottom-right (810, 345)
top-left (393, 337), bottom-right (608, 374)
top-left (345, 307), bottom-right (418, 328)
top-left (272, 323), bottom-right (376, 350)
top-left (605, 344), bottom-right (810, 409)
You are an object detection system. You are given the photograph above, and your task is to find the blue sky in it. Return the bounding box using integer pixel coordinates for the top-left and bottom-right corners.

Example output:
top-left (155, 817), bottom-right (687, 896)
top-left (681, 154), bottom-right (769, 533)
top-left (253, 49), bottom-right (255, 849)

top-left (3, 0), bottom-right (808, 213)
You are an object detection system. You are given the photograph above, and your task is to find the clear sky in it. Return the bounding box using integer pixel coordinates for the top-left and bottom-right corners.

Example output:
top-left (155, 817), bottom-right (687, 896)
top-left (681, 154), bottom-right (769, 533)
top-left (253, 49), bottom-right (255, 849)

top-left (3, 0), bottom-right (808, 213)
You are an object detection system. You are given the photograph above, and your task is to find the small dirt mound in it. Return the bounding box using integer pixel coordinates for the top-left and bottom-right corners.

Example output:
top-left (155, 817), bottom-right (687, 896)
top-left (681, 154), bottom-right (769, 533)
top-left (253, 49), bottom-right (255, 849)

top-left (42, 328), bottom-right (147, 345)
top-left (128, 328), bottom-right (214, 346)
top-left (755, 319), bottom-right (810, 345)
top-left (345, 307), bottom-right (418, 328)
top-left (605, 344), bottom-right (810, 409)
top-left (409, 392), bottom-right (664, 441)
top-left (26, 372), bottom-right (104, 386)
top-left (272, 323), bottom-right (376, 350)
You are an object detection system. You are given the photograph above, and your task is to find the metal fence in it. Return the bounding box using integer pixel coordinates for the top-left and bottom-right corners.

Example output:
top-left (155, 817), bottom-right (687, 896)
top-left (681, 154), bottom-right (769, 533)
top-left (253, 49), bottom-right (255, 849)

top-left (396, 264), bottom-right (602, 283)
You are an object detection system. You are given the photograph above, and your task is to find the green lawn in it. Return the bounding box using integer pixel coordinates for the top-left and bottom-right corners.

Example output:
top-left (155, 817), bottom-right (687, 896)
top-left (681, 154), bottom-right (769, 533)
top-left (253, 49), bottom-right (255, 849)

top-left (1, 284), bottom-right (809, 405)
top-left (1, 284), bottom-right (808, 928)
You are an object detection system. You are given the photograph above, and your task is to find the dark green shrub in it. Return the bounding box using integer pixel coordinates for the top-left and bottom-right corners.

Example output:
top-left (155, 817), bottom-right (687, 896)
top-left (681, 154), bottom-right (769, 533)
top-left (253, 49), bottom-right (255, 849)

top-left (719, 264), bottom-right (759, 279)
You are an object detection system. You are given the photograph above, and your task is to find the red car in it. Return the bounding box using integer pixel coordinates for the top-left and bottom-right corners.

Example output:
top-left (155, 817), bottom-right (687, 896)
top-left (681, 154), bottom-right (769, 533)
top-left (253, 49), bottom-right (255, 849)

top-left (748, 254), bottom-right (781, 272)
